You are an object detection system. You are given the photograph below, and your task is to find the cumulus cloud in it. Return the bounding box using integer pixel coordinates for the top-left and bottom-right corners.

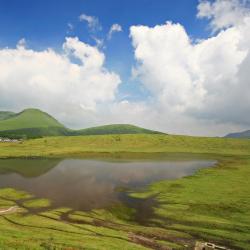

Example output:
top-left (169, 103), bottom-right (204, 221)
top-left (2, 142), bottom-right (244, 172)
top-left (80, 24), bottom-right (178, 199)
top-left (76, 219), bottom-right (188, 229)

top-left (108, 24), bottom-right (123, 39)
top-left (0, 37), bottom-right (120, 123)
top-left (197, 0), bottom-right (250, 32)
top-left (130, 0), bottom-right (250, 133)
top-left (79, 13), bottom-right (102, 32)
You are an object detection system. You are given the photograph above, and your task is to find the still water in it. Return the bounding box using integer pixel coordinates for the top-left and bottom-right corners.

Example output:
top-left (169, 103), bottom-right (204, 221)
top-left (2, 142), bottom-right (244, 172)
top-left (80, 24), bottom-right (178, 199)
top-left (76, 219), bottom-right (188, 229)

top-left (0, 158), bottom-right (215, 211)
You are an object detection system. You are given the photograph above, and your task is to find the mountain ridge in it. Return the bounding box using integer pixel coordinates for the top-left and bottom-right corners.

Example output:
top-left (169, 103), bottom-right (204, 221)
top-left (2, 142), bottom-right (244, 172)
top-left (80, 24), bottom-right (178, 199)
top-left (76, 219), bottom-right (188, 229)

top-left (225, 130), bottom-right (250, 139)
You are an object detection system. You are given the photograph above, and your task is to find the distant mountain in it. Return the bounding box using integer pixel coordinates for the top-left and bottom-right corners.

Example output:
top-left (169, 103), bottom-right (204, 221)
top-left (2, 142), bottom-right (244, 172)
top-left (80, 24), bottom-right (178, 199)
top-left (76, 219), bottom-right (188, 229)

top-left (0, 108), bottom-right (163, 138)
top-left (74, 124), bottom-right (163, 136)
top-left (225, 130), bottom-right (250, 139)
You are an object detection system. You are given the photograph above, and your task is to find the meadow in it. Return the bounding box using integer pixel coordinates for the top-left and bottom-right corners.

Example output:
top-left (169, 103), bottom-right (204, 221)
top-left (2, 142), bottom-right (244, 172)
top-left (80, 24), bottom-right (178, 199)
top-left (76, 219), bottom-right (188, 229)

top-left (0, 134), bottom-right (250, 249)
top-left (0, 134), bottom-right (250, 157)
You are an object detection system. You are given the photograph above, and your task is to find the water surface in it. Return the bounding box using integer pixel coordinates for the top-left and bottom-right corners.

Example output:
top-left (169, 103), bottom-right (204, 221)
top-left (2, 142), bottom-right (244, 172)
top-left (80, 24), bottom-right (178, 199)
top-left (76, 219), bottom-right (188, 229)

top-left (0, 158), bottom-right (215, 211)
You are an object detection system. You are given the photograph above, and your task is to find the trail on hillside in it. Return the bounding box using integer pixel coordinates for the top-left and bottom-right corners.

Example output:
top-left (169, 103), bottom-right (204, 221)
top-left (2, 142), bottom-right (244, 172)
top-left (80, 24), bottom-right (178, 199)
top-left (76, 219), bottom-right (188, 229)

top-left (0, 206), bottom-right (19, 215)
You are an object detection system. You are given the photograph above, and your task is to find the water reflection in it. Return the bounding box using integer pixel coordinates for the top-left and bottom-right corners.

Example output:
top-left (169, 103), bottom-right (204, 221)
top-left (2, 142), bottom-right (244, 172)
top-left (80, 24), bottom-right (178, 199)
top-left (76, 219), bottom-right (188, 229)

top-left (0, 158), bottom-right (215, 211)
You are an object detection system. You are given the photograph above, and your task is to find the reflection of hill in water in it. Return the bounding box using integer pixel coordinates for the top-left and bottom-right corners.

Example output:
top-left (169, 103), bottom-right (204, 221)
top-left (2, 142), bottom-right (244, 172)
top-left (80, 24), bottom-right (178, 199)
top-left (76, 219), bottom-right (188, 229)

top-left (0, 158), bottom-right (215, 211)
top-left (0, 159), bottom-right (60, 177)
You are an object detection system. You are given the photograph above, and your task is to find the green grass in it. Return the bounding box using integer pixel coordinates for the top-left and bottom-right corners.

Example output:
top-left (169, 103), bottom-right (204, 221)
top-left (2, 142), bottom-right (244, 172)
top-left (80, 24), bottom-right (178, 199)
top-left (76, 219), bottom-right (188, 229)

top-left (0, 109), bottom-right (68, 139)
top-left (129, 156), bottom-right (250, 249)
top-left (0, 109), bottom-right (64, 131)
top-left (0, 187), bottom-right (189, 249)
top-left (23, 199), bottom-right (51, 208)
top-left (0, 127), bottom-right (71, 139)
top-left (74, 124), bottom-right (163, 136)
top-left (0, 134), bottom-right (250, 158)
top-left (0, 134), bottom-right (250, 249)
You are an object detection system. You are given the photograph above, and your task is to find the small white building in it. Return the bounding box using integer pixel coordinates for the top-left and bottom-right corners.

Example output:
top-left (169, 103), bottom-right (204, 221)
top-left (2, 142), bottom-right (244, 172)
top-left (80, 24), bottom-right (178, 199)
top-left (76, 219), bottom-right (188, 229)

top-left (0, 137), bottom-right (20, 143)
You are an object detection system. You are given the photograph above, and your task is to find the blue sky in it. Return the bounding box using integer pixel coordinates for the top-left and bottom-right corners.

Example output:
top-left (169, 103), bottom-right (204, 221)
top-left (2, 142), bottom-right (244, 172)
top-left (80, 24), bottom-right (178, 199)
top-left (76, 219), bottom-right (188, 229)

top-left (0, 0), bottom-right (209, 101)
top-left (0, 0), bottom-right (249, 136)
top-left (0, 0), bottom-right (206, 46)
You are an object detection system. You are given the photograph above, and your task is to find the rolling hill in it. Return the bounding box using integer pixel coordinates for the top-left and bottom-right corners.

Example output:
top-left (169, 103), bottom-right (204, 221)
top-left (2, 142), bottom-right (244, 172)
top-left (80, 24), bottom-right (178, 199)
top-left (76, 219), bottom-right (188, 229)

top-left (225, 130), bottom-right (250, 139)
top-left (74, 124), bottom-right (162, 136)
top-left (0, 109), bottom-right (69, 138)
top-left (0, 108), bottom-right (163, 138)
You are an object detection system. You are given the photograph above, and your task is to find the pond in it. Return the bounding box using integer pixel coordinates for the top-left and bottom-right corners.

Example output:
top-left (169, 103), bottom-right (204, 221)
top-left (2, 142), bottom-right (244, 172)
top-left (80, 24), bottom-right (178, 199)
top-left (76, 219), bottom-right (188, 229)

top-left (0, 157), bottom-right (215, 213)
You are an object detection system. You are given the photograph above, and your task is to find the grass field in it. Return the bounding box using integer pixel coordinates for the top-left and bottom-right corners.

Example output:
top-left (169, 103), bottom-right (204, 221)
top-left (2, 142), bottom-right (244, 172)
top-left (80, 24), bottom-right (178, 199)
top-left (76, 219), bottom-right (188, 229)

top-left (0, 134), bottom-right (250, 249)
top-left (0, 134), bottom-right (250, 158)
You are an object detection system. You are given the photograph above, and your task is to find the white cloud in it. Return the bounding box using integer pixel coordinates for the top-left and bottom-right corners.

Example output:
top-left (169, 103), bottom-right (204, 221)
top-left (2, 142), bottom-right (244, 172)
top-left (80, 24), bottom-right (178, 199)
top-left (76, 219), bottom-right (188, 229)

top-left (17, 38), bottom-right (26, 48)
top-left (197, 0), bottom-right (250, 32)
top-left (79, 13), bottom-right (101, 32)
top-left (108, 24), bottom-right (123, 39)
top-left (72, 99), bottom-right (245, 136)
top-left (0, 37), bottom-right (121, 123)
top-left (130, 0), bottom-right (250, 134)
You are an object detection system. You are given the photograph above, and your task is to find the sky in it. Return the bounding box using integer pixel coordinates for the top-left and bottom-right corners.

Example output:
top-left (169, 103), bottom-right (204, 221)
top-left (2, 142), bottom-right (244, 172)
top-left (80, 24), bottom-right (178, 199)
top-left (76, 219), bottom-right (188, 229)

top-left (0, 0), bottom-right (250, 136)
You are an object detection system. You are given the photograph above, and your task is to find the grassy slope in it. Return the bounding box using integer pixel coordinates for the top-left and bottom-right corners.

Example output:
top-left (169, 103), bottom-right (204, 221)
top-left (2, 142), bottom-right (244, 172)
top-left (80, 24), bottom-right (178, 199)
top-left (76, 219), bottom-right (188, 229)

top-left (0, 109), bottom-right (69, 138)
top-left (74, 124), bottom-right (163, 136)
top-left (0, 134), bottom-right (250, 249)
top-left (0, 109), bottom-right (64, 130)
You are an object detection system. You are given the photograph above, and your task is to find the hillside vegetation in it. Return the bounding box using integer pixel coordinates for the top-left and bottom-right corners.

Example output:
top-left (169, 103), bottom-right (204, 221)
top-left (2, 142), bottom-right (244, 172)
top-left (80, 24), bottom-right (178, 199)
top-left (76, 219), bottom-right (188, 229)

top-left (0, 109), bottom-right (68, 139)
top-left (0, 109), bottom-right (64, 130)
top-left (0, 134), bottom-right (250, 158)
top-left (0, 108), bottom-right (163, 138)
top-left (74, 124), bottom-right (163, 136)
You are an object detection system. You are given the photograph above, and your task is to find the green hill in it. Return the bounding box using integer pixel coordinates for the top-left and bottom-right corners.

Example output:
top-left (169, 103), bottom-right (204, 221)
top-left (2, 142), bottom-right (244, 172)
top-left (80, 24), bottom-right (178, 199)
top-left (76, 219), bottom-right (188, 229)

top-left (74, 124), bottom-right (163, 136)
top-left (225, 130), bottom-right (250, 139)
top-left (0, 109), bottom-right (64, 130)
top-left (0, 109), bottom-right (68, 138)
top-left (0, 108), bottom-right (163, 138)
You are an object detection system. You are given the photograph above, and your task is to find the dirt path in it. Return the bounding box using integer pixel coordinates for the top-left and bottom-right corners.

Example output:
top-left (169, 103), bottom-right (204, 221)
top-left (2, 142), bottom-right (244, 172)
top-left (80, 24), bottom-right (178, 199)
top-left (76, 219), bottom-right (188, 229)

top-left (0, 206), bottom-right (19, 215)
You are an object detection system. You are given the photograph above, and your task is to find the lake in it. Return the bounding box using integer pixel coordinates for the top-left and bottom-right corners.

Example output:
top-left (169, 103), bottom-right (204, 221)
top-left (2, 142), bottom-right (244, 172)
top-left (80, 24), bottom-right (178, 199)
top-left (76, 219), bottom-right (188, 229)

top-left (0, 158), bottom-right (215, 213)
